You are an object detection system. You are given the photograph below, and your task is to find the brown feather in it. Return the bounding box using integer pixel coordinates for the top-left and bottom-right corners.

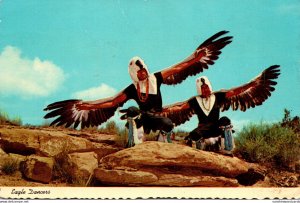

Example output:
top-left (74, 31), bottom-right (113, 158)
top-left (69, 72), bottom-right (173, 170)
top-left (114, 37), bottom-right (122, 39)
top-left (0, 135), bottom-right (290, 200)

top-left (160, 31), bottom-right (233, 85)
top-left (44, 89), bottom-right (128, 129)
top-left (155, 98), bottom-right (195, 126)
top-left (215, 65), bottom-right (280, 112)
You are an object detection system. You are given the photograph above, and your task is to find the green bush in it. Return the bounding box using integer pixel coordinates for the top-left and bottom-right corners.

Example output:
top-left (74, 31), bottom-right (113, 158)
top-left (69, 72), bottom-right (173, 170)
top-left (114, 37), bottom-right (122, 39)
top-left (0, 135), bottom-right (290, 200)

top-left (235, 122), bottom-right (300, 168)
top-left (281, 109), bottom-right (300, 133)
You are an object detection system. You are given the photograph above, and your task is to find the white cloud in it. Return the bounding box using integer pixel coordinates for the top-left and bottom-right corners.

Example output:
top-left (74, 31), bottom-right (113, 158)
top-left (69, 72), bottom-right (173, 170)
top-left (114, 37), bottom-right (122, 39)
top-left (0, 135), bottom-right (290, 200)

top-left (0, 46), bottom-right (65, 98)
top-left (176, 118), bottom-right (251, 134)
top-left (72, 83), bottom-right (117, 100)
top-left (278, 2), bottom-right (300, 15)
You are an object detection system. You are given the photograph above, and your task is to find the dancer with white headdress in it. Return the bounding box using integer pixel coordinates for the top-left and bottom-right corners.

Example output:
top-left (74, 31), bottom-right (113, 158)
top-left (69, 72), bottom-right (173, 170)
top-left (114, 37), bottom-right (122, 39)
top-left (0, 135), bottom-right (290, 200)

top-left (155, 65), bottom-right (280, 152)
top-left (44, 31), bottom-right (232, 141)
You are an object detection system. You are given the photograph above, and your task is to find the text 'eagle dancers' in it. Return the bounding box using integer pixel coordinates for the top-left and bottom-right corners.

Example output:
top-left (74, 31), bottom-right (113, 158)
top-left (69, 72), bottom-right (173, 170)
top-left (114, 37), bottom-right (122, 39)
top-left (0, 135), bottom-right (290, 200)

top-left (156, 65), bottom-right (280, 153)
top-left (44, 31), bottom-right (233, 141)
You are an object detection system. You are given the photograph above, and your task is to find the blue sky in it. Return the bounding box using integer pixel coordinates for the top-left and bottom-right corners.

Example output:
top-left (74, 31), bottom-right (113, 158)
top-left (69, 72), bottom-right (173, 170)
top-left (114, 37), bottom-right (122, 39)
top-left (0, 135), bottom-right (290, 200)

top-left (0, 0), bottom-right (299, 131)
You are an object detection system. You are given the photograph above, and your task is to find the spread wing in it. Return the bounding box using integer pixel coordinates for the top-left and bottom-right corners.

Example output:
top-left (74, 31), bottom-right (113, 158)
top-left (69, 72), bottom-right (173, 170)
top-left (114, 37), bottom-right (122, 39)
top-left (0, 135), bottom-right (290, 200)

top-left (159, 31), bottom-right (233, 85)
top-left (155, 98), bottom-right (195, 126)
top-left (215, 65), bottom-right (280, 112)
top-left (44, 89), bottom-right (128, 129)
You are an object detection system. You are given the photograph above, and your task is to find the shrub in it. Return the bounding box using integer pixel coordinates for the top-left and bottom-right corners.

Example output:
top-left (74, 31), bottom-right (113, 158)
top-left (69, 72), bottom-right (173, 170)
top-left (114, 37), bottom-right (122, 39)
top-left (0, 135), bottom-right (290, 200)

top-left (53, 154), bottom-right (93, 186)
top-left (0, 109), bottom-right (22, 126)
top-left (40, 120), bottom-right (51, 127)
top-left (281, 109), bottom-right (300, 133)
top-left (114, 128), bottom-right (128, 147)
top-left (0, 110), bottom-right (9, 124)
top-left (105, 121), bottom-right (120, 134)
top-left (98, 121), bottom-right (120, 134)
top-left (145, 131), bottom-right (159, 141)
top-left (114, 126), bottom-right (190, 146)
top-left (174, 130), bottom-right (189, 140)
top-left (52, 147), bottom-right (73, 183)
top-left (235, 122), bottom-right (300, 169)
top-left (1, 160), bottom-right (19, 175)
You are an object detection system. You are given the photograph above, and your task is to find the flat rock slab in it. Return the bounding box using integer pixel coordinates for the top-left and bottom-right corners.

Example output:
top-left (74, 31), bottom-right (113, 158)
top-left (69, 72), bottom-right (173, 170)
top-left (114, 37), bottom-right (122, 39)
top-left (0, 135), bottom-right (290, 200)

top-left (95, 142), bottom-right (259, 186)
top-left (0, 127), bottom-right (119, 158)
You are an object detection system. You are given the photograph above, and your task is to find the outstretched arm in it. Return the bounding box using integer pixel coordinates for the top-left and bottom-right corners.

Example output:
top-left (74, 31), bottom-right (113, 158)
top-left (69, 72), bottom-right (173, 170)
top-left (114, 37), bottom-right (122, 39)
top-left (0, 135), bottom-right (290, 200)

top-left (214, 65), bottom-right (281, 112)
top-left (76, 91), bottom-right (128, 110)
top-left (159, 31), bottom-right (233, 85)
top-left (44, 88), bottom-right (129, 129)
top-left (155, 98), bottom-right (195, 126)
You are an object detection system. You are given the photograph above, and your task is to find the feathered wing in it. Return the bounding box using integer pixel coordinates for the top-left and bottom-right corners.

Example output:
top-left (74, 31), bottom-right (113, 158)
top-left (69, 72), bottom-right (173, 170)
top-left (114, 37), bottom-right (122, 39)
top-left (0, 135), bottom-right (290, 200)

top-left (215, 65), bottom-right (281, 112)
top-left (155, 98), bottom-right (195, 126)
top-left (159, 31), bottom-right (233, 85)
top-left (44, 89), bottom-right (129, 129)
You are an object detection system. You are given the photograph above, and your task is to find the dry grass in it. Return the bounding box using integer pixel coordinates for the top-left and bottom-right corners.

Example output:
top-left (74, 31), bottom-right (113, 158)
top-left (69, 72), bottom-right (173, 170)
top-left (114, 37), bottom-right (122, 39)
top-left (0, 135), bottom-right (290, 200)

top-left (114, 128), bottom-right (129, 147)
top-left (1, 160), bottom-right (19, 175)
top-left (0, 109), bottom-right (22, 126)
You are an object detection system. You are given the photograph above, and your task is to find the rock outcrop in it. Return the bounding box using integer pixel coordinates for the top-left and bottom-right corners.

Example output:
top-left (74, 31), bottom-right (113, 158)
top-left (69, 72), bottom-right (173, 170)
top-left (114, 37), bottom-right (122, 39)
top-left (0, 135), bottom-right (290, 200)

top-left (94, 141), bottom-right (264, 187)
top-left (0, 125), bottom-right (266, 187)
top-left (0, 125), bottom-right (119, 185)
top-left (0, 127), bottom-right (119, 158)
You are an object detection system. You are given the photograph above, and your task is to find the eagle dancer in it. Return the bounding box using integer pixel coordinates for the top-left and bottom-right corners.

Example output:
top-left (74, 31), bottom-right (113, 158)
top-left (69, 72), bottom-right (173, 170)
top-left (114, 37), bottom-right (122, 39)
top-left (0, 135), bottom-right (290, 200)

top-left (44, 31), bottom-right (232, 139)
top-left (155, 65), bottom-right (280, 149)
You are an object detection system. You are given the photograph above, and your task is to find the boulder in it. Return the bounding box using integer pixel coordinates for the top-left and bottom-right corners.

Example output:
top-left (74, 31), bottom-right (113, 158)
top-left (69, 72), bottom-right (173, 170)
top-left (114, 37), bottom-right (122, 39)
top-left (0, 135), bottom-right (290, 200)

top-left (21, 155), bottom-right (54, 183)
top-left (95, 141), bottom-right (263, 186)
top-left (100, 141), bottom-right (249, 177)
top-left (63, 152), bottom-right (98, 185)
top-left (38, 131), bottom-right (94, 156)
top-left (0, 127), bottom-right (119, 158)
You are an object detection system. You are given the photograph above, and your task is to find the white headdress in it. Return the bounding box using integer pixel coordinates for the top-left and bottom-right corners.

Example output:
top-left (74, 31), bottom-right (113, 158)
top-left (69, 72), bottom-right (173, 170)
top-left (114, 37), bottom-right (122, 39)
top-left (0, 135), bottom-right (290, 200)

top-left (128, 56), bottom-right (157, 95)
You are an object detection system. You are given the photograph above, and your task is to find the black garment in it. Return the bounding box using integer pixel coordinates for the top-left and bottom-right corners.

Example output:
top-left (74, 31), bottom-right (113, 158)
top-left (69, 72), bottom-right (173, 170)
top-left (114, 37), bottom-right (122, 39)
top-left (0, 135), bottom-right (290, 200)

top-left (123, 112), bottom-right (173, 135)
top-left (188, 96), bottom-right (220, 124)
top-left (187, 96), bottom-right (222, 141)
top-left (124, 72), bottom-right (163, 112)
top-left (188, 123), bottom-right (221, 140)
top-left (142, 112), bottom-right (173, 134)
top-left (123, 72), bottom-right (173, 133)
